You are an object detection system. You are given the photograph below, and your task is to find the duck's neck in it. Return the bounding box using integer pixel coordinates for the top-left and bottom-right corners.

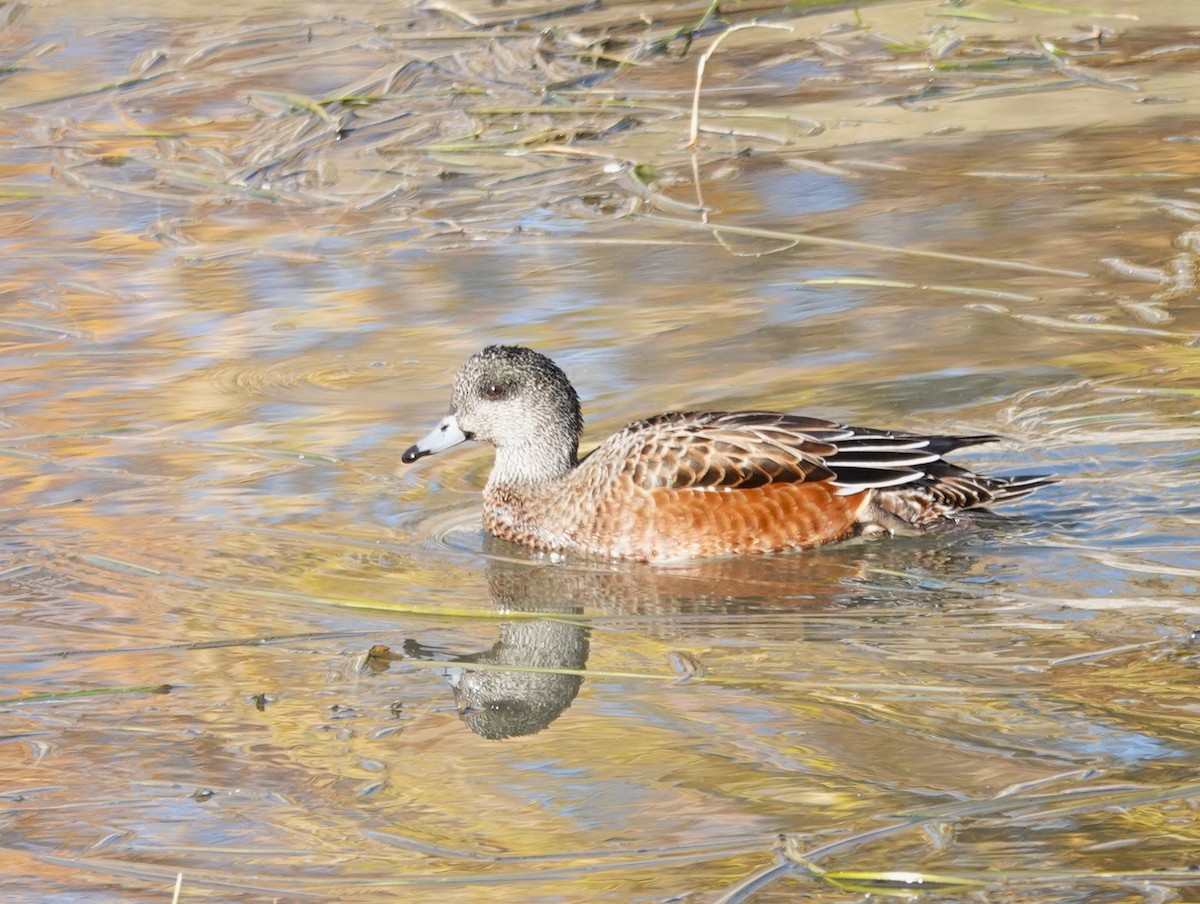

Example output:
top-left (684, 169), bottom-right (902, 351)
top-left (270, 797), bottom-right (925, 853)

top-left (487, 440), bottom-right (579, 490)
top-left (481, 436), bottom-right (583, 553)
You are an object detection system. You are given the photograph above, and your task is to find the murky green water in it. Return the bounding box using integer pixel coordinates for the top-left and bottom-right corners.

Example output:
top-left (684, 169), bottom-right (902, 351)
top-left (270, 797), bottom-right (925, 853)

top-left (2, 0), bottom-right (1200, 900)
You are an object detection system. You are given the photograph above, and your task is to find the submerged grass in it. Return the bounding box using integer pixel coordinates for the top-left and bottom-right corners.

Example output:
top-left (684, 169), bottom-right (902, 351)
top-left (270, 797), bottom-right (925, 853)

top-left (645, 214), bottom-right (1092, 276)
top-left (8, 0), bottom-right (1188, 282)
top-left (0, 684), bottom-right (172, 705)
top-left (746, 778), bottom-right (1200, 900)
top-left (398, 655), bottom-right (1033, 697)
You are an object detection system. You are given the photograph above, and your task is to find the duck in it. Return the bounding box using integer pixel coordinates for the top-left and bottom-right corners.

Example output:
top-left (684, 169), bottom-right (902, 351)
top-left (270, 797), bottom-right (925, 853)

top-left (402, 345), bottom-right (1052, 562)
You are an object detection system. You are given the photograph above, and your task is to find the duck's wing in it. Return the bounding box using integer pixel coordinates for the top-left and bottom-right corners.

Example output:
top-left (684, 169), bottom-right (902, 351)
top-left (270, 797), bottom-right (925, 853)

top-left (604, 411), bottom-right (997, 494)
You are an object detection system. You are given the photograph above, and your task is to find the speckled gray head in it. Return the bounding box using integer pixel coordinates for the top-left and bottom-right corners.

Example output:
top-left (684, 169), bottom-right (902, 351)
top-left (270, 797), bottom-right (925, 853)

top-left (403, 346), bottom-right (584, 483)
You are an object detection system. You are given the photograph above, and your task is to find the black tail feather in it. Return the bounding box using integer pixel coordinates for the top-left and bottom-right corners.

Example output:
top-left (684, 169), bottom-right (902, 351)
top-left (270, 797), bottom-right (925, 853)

top-left (923, 434), bottom-right (1001, 455)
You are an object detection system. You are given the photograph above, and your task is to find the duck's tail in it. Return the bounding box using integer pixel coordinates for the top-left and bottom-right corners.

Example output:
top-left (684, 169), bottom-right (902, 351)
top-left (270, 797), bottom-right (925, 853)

top-left (869, 464), bottom-right (1056, 531)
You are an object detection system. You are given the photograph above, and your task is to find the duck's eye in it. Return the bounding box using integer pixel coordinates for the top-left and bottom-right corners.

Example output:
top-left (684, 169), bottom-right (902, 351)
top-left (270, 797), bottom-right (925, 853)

top-left (484, 381), bottom-right (506, 400)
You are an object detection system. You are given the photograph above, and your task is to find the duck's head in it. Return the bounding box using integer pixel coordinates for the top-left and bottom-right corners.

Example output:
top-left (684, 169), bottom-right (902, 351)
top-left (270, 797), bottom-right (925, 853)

top-left (403, 345), bottom-right (584, 482)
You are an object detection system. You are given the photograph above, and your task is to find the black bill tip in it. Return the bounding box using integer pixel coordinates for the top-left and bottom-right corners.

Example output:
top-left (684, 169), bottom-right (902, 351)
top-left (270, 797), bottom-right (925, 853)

top-left (401, 444), bottom-right (429, 464)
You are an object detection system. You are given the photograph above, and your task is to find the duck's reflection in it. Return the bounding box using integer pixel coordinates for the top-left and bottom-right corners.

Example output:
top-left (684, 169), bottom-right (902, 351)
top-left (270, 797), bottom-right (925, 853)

top-left (401, 533), bottom-right (1000, 739)
top-left (403, 543), bottom-right (591, 739)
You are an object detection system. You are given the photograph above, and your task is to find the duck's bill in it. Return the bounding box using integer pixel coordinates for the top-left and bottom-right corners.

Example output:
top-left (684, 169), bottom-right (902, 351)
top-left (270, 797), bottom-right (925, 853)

top-left (402, 413), bottom-right (469, 463)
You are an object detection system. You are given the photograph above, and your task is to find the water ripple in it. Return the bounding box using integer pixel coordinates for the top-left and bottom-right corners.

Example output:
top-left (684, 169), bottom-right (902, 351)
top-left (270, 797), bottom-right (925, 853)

top-left (206, 358), bottom-right (394, 396)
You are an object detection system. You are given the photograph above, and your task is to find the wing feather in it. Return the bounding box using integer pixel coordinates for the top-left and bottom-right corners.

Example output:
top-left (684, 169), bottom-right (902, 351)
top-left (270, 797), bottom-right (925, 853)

top-left (605, 411), bottom-right (993, 495)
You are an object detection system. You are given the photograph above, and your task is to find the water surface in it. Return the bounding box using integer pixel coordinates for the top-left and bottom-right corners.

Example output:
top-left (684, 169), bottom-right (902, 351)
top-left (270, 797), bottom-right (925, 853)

top-left (2, 0), bottom-right (1200, 900)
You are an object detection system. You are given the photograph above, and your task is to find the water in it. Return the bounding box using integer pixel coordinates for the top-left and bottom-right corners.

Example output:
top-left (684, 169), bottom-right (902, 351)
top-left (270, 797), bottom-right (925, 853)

top-left (2, 0), bottom-right (1200, 900)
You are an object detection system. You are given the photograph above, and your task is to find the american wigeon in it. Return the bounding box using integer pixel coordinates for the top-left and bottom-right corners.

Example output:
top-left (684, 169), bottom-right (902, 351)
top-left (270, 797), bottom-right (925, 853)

top-left (403, 345), bottom-right (1051, 562)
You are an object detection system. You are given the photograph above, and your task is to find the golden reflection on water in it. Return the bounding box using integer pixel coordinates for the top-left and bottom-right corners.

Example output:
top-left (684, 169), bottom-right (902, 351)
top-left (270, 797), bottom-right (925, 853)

top-left (2, 0), bottom-right (1200, 899)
